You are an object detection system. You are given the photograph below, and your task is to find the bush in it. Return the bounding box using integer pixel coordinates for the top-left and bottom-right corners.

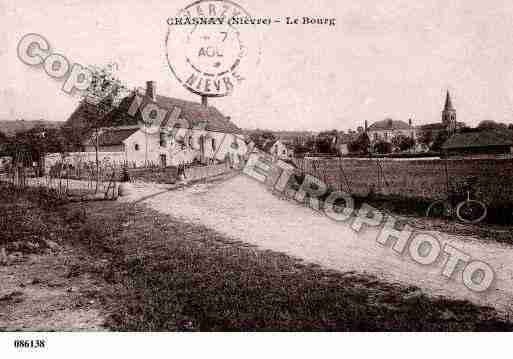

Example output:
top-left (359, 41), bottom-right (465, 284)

top-left (373, 141), bottom-right (392, 154)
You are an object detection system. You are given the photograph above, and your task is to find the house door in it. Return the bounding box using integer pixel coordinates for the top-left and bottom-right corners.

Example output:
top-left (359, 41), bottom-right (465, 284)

top-left (199, 136), bottom-right (205, 164)
top-left (160, 154), bottom-right (166, 168)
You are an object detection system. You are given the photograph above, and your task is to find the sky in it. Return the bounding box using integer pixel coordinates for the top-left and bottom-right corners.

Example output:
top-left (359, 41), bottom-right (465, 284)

top-left (2, 0), bottom-right (513, 131)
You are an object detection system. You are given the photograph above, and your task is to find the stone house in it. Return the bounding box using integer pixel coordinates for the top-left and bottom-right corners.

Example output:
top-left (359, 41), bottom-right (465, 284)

top-left (71, 81), bottom-right (248, 167)
top-left (263, 139), bottom-right (294, 160)
top-left (366, 118), bottom-right (415, 143)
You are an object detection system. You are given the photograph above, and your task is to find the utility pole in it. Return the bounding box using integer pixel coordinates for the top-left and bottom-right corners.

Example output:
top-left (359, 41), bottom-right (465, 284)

top-left (95, 125), bottom-right (99, 191)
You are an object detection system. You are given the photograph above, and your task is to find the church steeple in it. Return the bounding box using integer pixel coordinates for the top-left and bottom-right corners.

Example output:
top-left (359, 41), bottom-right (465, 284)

top-left (444, 91), bottom-right (454, 111)
top-left (442, 90), bottom-right (456, 134)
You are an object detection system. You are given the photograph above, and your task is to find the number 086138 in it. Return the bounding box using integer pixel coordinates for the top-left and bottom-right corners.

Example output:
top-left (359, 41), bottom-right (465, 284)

top-left (14, 339), bottom-right (46, 349)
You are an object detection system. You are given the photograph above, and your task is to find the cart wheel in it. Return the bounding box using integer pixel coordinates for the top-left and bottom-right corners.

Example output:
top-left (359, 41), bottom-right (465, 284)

top-left (456, 200), bottom-right (487, 224)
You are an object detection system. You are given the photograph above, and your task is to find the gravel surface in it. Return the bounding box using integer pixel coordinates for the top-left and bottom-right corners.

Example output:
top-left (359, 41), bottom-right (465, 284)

top-left (119, 174), bottom-right (512, 315)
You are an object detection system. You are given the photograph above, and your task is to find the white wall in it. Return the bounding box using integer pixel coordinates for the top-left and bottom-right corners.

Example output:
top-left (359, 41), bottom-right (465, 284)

top-left (269, 141), bottom-right (291, 160)
top-left (368, 128), bottom-right (416, 142)
top-left (44, 152), bottom-right (127, 173)
top-left (65, 127), bottom-right (249, 169)
top-left (135, 128), bottom-right (248, 167)
top-left (123, 130), bottom-right (167, 167)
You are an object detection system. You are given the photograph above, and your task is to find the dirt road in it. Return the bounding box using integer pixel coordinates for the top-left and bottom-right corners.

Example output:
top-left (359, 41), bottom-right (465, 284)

top-left (120, 174), bottom-right (513, 315)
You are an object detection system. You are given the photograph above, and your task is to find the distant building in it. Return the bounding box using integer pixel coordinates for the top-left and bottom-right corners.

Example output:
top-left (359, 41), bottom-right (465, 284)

top-left (366, 118), bottom-right (415, 143)
top-left (441, 129), bottom-right (513, 157)
top-left (263, 139), bottom-right (294, 160)
top-left (275, 131), bottom-right (315, 146)
top-left (417, 91), bottom-right (465, 143)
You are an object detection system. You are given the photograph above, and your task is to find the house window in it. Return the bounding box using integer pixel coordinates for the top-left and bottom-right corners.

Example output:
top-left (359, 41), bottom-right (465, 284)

top-left (373, 133), bottom-right (378, 140)
top-left (134, 143), bottom-right (140, 151)
top-left (212, 138), bottom-right (216, 151)
top-left (188, 136), bottom-right (193, 148)
top-left (159, 132), bottom-right (166, 147)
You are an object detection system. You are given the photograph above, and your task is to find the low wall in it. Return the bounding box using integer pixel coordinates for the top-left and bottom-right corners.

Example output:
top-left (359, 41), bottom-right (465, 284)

top-left (128, 162), bottom-right (232, 184)
top-left (294, 157), bottom-right (513, 205)
top-left (128, 167), bottom-right (178, 184)
top-left (184, 162), bottom-right (231, 181)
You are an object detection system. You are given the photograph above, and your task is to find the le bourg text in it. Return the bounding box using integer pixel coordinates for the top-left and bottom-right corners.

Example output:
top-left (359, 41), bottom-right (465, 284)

top-left (166, 16), bottom-right (336, 27)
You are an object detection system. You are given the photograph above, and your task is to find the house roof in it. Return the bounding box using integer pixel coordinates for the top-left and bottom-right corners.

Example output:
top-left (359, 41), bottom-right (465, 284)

top-left (106, 93), bottom-right (242, 134)
top-left (83, 127), bottom-right (139, 147)
top-left (155, 95), bottom-right (242, 134)
top-left (64, 100), bottom-right (116, 130)
top-left (367, 119), bottom-right (411, 131)
top-left (442, 130), bottom-right (513, 150)
top-left (65, 91), bottom-right (243, 137)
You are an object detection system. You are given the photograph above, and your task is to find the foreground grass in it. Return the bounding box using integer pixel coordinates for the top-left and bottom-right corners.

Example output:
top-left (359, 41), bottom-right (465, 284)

top-left (61, 201), bottom-right (512, 331)
top-left (2, 184), bottom-right (513, 331)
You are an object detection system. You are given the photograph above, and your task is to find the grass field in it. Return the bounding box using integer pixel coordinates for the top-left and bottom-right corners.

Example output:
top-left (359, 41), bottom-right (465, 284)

top-left (295, 157), bottom-right (513, 224)
top-left (1, 184), bottom-right (513, 331)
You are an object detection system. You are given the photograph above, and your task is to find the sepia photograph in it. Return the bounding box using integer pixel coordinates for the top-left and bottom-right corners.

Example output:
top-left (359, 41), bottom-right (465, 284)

top-left (1, 0), bottom-right (513, 356)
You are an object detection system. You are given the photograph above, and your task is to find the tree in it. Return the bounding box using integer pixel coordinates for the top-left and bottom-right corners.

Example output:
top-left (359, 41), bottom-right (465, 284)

top-left (430, 129), bottom-right (449, 152)
top-left (0, 131), bottom-right (8, 156)
top-left (315, 136), bottom-right (335, 154)
top-left (391, 134), bottom-right (415, 152)
top-left (6, 126), bottom-right (65, 175)
top-left (417, 129), bottom-right (434, 148)
top-left (62, 64), bottom-right (130, 152)
top-left (77, 65), bottom-right (130, 176)
top-left (476, 120), bottom-right (508, 131)
top-left (318, 129), bottom-right (338, 138)
top-left (316, 129), bottom-right (338, 154)
top-left (373, 140), bottom-right (392, 154)
top-left (248, 130), bottom-right (276, 150)
top-left (348, 133), bottom-right (370, 154)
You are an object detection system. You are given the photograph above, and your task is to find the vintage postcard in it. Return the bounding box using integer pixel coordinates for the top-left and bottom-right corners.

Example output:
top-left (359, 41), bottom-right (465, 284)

top-left (1, 0), bottom-right (513, 356)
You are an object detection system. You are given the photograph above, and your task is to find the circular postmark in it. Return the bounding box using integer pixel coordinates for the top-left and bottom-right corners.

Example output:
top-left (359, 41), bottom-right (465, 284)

top-left (165, 0), bottom-right (261, 97)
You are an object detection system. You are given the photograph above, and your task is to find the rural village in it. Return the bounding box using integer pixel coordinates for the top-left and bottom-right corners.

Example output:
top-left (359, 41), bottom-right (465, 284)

top-left (3, 0), bottom-right (513, 340)
top-left (2, 70), bottom-right (513, 332)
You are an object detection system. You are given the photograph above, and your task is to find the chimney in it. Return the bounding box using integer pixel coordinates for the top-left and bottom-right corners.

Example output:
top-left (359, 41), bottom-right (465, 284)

top-left (364, 120), bottom-right (368, 132)
top-left (201, 95), bottom-right (208, 107)
top-left (408, 118), bottom-right (412, 127)
top-left (146, 81), bottom-right (157, 102)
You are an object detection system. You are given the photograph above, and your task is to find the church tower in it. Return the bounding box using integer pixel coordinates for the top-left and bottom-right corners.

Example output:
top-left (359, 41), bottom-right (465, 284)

top-left (442, 91), bottom-right (457, 134)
